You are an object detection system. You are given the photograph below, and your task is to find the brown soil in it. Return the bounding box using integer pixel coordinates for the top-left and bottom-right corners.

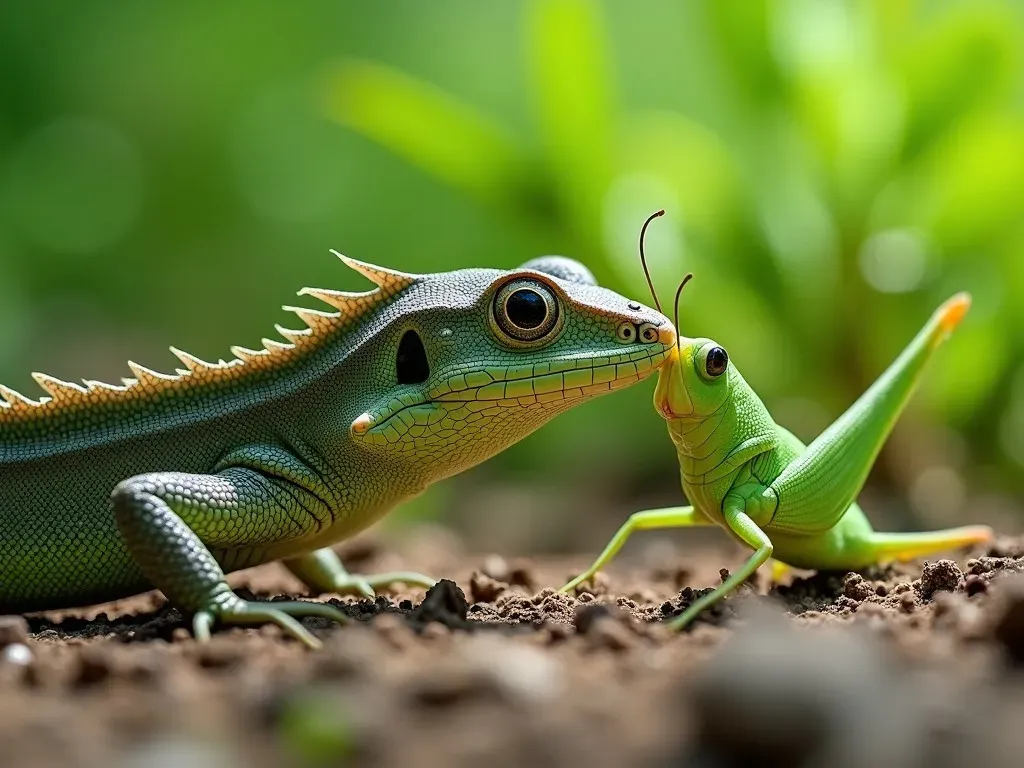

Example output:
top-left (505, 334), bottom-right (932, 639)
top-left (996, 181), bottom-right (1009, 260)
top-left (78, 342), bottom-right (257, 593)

top-left (3, 530), bottom-right (1024, 768)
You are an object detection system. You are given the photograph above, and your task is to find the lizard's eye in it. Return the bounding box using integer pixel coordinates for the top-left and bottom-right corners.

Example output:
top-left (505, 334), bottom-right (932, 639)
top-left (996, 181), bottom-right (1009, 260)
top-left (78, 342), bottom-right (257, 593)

top-left (699, 344), bottom-right (729, 379)
top-left (492, 279), bottom-right (561, 345)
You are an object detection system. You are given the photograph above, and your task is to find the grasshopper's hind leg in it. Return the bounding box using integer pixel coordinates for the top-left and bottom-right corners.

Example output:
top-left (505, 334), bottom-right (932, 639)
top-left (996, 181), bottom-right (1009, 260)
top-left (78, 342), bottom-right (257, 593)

top-left (857, 526), bottom-right (993, 565)
top-left (559, 506), bottom-right (712, 593)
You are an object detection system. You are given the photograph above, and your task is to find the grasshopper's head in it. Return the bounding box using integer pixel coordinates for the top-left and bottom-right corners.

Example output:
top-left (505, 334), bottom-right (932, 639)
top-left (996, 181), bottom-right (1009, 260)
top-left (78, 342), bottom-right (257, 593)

top-left (341, 254), bottom-right (674, 482)
top-left (653, 336), bottom-right (733, 421)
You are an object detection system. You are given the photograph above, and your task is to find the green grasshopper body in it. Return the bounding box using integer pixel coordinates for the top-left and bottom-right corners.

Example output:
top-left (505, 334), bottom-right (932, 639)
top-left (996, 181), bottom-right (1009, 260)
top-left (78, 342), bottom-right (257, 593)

top-left (562, 219), bottom-right (991, 628)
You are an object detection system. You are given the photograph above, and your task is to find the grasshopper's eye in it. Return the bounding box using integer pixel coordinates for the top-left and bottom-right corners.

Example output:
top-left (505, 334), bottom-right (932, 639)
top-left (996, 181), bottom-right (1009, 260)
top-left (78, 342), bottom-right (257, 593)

top-left (704, 346), bottom-right (729, 378)
top-left (492, 278), bottom-right (560, 345)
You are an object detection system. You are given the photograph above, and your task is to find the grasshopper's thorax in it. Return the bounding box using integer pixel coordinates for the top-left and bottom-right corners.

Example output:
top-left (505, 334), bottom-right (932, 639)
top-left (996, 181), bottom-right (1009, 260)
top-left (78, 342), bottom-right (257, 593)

top-left (654, 341), bottom-right (777, 521)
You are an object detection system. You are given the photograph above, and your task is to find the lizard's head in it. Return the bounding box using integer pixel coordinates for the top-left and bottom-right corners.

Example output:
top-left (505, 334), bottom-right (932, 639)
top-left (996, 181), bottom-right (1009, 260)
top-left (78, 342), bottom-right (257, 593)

top-left (341, 254), bottom-right (675, 479)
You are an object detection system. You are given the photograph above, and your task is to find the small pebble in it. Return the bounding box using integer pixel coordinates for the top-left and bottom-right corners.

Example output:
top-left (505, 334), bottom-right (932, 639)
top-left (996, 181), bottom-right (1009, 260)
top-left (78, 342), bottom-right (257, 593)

top-left (672, 567), bottom-right (693, 589)
top-left (584, 617), bottom-right (636, 653)
top-left (919, 560), bottom-right (964, 599)
top-left (843, 573), bottom-right (875, 602)
top-left (900, 592), bottom-right (917, 613)
top-left (0, 615), bottom-right (29, 648)
top-left (412, 579), bottom-right (470, 630)
top-left (507, 564), bottom-right (537, 592)
top-left (965, 575), bottom-right (988, 597)
top-left (371, 613), bottom-right (414, 651)
top-left (421, 621), bottom-right (451, 641)
top-left (481, 554), bottom-right (510, 582)
top-left (991, 578), bottom-right (1024, 665)
top-left (469, 571), bottom-right (507, 604)
top-left (2, 642), bottom-right (33, 666)
top-left (574, 604), bottom-right (620, 635)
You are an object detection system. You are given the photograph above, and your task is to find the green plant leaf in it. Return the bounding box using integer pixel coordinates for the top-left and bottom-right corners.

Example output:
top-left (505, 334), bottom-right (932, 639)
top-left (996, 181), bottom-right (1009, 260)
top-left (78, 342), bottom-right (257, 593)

top-left (525, 0), bottom-right (616, 244)
top-left (323, 60), bottom-right (543, 218)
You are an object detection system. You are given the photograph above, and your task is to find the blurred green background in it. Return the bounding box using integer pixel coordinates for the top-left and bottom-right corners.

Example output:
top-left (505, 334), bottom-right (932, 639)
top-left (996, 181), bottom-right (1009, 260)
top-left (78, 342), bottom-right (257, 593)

top-left (1, 0), bottom-right (1022, 553)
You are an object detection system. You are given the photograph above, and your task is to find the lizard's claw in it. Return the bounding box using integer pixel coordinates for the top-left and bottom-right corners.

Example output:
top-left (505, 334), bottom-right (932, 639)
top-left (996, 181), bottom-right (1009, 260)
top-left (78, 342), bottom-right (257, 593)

top-left (191, 595), bottom-right (349, 650)
top-left (331, 571), bottom-right (438, 599)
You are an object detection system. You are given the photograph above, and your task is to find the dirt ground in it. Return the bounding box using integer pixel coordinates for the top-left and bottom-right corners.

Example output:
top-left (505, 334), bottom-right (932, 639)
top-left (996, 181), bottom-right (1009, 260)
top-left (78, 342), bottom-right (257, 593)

top-left (3, 528), bottom-right (1024, 768)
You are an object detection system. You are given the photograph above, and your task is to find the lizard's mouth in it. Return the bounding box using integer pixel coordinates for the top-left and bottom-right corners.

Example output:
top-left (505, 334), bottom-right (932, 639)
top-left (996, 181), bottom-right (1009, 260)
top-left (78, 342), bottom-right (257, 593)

top-left (350, 343), bottom-right (673, 447)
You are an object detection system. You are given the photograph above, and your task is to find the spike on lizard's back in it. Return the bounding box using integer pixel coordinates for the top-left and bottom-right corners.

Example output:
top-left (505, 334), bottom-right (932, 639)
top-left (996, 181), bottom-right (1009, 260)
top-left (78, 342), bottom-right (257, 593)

top-left (0, 252), bottom-right (416, 428)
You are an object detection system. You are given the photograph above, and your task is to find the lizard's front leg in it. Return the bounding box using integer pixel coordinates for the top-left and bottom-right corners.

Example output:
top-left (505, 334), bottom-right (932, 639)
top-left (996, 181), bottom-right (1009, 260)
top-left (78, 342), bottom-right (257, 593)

top-left (283, 547), bottom-right (436, 600)
top-left (111, 449), bottom-right (349, 648)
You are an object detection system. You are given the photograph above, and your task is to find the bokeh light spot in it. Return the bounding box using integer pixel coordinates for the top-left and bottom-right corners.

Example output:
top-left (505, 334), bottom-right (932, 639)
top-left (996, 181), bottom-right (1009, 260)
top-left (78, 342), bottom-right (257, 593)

top-left (1, 117), bottom-right (142, 255)
top-left (231, 83), bottom-right (346, 224)
top-left (910, 465), bottom-right (966, 527)
top-left (858, 228), bottom-right (930, 294)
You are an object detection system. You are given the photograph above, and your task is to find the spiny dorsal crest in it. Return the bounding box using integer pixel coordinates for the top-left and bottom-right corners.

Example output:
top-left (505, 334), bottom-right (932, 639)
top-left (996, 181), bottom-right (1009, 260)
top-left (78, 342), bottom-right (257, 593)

top-left (0, 252), bottom-right (418, 423)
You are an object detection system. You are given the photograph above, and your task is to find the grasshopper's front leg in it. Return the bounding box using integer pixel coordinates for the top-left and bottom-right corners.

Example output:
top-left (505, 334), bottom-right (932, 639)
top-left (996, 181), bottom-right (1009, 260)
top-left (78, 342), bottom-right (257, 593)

top-left (559, 506), bottom-right (713, 593)
top-left (112, 445), bottom-right (349, 648)
top-left (667, 491), bottom-right (773, 630)
top-left (283, 547), bottom-right (436, 600)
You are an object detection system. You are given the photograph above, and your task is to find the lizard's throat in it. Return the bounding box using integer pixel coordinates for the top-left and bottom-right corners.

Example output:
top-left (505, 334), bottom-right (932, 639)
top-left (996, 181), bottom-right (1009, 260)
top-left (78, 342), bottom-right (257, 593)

top-left (350, 346), bottom-right (671, 455)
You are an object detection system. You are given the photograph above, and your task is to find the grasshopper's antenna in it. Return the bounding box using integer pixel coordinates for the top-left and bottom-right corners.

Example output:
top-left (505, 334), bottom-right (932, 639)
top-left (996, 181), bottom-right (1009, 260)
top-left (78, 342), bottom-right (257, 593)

top-left (639, 209), bottom-right (665, 312)
top-left (673, 273), bottom-right (693, 354)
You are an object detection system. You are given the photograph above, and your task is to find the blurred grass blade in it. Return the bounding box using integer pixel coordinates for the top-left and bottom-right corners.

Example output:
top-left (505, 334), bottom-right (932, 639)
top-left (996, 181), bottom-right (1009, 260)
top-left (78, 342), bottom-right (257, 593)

top-left (323, 60), bottom-right (540, 214)
top-left (899, 2), bottom-right (1019, 158)
top-left (525, 0), bottom-right (615, 245)
top-left (921, 116), bottom-right (1024, 250)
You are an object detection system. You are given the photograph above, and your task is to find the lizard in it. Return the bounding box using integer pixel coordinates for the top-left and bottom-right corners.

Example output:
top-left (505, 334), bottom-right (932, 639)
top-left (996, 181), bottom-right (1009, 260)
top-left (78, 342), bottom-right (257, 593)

top-left (561, 211), bottom-right (993, 628)
top-left (0, 250), bottom-right (675, 647)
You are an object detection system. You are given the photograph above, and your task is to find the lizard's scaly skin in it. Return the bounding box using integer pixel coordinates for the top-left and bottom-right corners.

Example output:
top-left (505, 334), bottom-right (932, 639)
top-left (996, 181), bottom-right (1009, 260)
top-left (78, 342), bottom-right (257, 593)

top-left (0, 252), bottom-right (673, 640)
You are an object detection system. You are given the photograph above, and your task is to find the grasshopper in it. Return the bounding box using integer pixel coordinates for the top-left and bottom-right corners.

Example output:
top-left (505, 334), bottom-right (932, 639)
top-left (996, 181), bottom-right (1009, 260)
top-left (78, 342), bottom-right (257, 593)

top-left (561, 211), bottom-right (993, 629)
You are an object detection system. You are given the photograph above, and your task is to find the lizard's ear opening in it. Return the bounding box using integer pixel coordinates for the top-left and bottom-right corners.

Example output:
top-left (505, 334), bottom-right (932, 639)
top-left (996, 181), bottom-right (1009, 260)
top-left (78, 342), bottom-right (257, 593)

top-left (517, 256), bottom-right (597, 286)
top-left (396, 329), bottom-right (430, 385)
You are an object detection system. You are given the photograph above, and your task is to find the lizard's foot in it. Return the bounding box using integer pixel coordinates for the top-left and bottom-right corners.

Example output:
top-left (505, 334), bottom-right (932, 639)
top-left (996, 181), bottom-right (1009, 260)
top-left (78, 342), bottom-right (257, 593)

top-left (283, 549), bottom-right (437, 600)
top-left (192, 593), bottom-right (349, 649)
top-left (331, 571), bottom-right (438, 599)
